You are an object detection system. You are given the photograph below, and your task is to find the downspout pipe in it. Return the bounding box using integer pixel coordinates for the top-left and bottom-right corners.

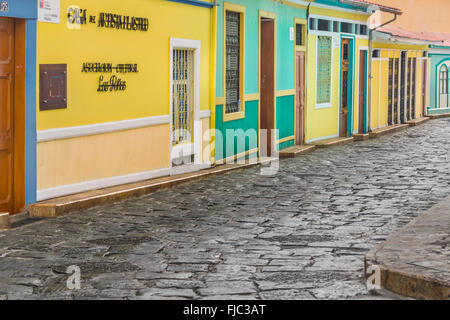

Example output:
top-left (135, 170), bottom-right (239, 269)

top-left (368, 13), bottom-right (398, 132)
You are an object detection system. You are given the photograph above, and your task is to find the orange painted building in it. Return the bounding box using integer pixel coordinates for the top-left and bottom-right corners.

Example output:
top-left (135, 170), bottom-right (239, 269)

top-left (376, 0), bottom-right (450, 33)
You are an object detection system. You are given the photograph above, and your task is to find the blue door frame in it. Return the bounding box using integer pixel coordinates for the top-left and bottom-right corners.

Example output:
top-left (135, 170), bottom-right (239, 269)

top-left (339, 36), bottom-right (355, 137)
top-left (0, 0), bottom-right (37, 205)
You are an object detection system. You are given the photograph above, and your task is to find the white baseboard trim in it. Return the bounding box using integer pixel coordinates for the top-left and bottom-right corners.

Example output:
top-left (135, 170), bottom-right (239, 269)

top-left (305, 133), bottom-right (339, 144)
top-left (37, 115), bottom-right (171, 143)
top-left (37, 167), bottom-right (170, 201)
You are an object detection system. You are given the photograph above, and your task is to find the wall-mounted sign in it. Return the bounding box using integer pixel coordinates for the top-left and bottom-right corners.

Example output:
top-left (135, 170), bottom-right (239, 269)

top-left (289, 27), bottom-right (294, 41)
top-left (81, 62), bottom-right (139, 92)
top-left (38, 0), bottom-right (60, 24)
top-left (332, 35), bottom-right (340, 48)
top-left (0, 1), bottom-right (8, 12)
top-left (67, 8), bottom-right (149, 32)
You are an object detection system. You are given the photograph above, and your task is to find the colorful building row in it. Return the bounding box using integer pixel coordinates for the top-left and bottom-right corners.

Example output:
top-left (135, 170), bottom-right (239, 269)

top-left (0, 0), bottom-right (448, 216)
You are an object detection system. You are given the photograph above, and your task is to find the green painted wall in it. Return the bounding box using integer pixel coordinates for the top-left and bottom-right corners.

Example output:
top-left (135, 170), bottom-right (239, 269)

top-left (429, 53), bottom-right (450, 111)
top-left (215, 101), bottom-right (259, 161)
top-left (276, 95), bottom-right (295, 141)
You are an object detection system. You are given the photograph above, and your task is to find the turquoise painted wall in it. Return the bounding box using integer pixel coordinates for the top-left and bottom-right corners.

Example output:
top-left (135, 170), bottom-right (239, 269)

top-left (276, 95), bottom-right (295, 141)
top-left (215, 101), bottom-right (259, 161)
top-left (429, 52), bottom-right (450, 111)
top-left (215, 0), bottom-right (306, 158)
top-left (216, 0), bottom-right (307, 96)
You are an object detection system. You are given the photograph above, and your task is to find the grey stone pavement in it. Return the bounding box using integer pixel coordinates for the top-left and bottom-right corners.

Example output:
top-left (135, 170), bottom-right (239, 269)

top-left (1, 119), bottom-right (450, 300)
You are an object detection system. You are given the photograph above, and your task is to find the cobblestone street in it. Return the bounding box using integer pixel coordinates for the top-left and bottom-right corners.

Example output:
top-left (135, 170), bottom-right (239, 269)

top-left (1, 119), bottom-right (450, 300)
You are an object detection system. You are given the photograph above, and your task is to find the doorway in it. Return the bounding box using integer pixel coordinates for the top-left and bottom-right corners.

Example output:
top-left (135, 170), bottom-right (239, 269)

top-left (340, 38), bottom-right (352, 137)
top-left (260, 17), bottom-right (275, 156)
top-left (0, 17), bottom-right (25, 215)
top-left (421, 60), bottom-right (427, 117)
top-left (358, 50), bottom-right (367, 134)
top-left (295, 51), bottom-right (306, 145)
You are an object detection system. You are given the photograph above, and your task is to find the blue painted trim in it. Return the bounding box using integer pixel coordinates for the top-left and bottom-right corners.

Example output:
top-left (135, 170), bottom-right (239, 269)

top-left (166, 0), bottom-right (216, 8)
top-left (0, 0), bottom-right (37, 19)
top-left (25, 19), bottom-right (37, 204)
top-left (338, 35), bottom-right (355, 137)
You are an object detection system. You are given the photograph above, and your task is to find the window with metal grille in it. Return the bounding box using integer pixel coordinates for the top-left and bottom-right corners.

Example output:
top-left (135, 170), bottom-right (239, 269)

top-left (317, 19), bottom-right (330, 31)
top-left (400, 52), bottom-right (406, 122)
top-left (440, 65), bottom-right (448, 95)
top-left (411, 58), bottom-right (416, 118)
top-left (225, 10), bottom-right (241, 114)
top-left (407, 57), bottom-right (412, 120)
top-left (394, 58), bottom-right (399, 123)
top-left (172, 49), bottom-right (194, 146)
top-left (341, 22), bottom-right (352, 33)
top-left (359, 25), bottom-right (368, 35)
top-left (296, 23), bottom-right (304, 46)
top-left (317, 36), bottom-right (332, 104)
top-left (388, 58), bottom-right (394, 125)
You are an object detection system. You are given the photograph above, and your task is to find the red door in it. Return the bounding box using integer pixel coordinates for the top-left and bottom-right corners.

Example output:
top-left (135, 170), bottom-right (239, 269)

top-left (358, 51), bottom-right (366, 133)
top-left (0, 18), bottom-right (15, 214)
top-left (296, 51), bottom-right (305, 145)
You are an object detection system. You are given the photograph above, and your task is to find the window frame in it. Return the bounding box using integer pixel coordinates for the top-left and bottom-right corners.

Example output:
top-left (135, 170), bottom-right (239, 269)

top-left (315, 35), bottom-right (333, 108)
top-left (223, 2), bottom-right (246, 122)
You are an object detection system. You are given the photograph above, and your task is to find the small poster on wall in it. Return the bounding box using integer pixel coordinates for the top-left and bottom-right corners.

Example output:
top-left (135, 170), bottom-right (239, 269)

top-left (38, 0), bottom-right (60, 23)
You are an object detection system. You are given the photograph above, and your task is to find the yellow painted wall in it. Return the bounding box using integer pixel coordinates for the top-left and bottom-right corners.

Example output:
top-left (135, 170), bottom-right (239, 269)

top-left (36, 0), bottom-right (214, 194)
top-left (37, 0), bottom-right (212, 130)
top-left (371, 43), bottom-right (427, 129)
top-left (37, 125), bottom-right (170, 190)
top-left (305, 34), bottom-right (340, 141)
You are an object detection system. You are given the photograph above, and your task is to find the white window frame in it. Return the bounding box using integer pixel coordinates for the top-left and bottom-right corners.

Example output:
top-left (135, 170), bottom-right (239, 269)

top-left (315, 33), bottom-right (334, 109)
top-left (169, 38), bottom-right (201, 167)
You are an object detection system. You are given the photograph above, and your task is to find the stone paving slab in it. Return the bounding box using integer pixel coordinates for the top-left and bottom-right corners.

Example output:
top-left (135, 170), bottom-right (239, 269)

top-left (28, 158), bottom-right (274, 218)
top-left (365, 195), bottom-right (450, 300)
top-left (1, 119), bottom-right (450, 300)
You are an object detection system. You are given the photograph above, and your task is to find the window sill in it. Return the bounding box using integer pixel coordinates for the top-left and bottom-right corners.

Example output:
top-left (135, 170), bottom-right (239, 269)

top-left (223, 110), bottom-right (245, 122)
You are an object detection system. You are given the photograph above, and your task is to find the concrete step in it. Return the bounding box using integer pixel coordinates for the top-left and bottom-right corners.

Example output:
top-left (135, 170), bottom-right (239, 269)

top-left (307, 137), bottom-right (354, 148)
top-left (279, 145), bottom-right (316, 158)
top-left (365, 195), bottom-right (450, 300)
top-left (369, 124), bottom-right (409, 138)
top-left (427, 113), bottom-right (450, 119)
top-left (28, 158), bottom-right (273, 218)
top-left (407, 117), bottom-right (430, 127)
top-left (352, 133), bottom-right (370, 141)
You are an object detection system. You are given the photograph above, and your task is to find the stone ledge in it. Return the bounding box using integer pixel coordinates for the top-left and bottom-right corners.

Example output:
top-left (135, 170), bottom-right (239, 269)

top-left (364, 195), bottom-right (450, 300)
top-left (369, 124), bottom-right (409, 138)
top-left (0, 213), bottom-right (10, 230)
top-left (28, 159), bottom-right (273, 218)
top-left (427, 113), bottom-right (450, 119)
top-left (279, 145), bottom-right (316, 158)
top-left (407, 117), bottom-right (430, 127)
top-left (308, 137), bottom-right (354, 148)
top-left (352, 133), bottom-right (370, 141)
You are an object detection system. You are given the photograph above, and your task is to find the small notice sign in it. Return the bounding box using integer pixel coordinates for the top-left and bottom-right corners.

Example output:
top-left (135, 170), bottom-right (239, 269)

top-left (38, 0), bottom-right (60, 23)
top-left (289, 27), bottom-right (294, 41)
top-left (332, 35), bottom-right (340, 48)
top-left (0, 1), bottom-right (8, 12)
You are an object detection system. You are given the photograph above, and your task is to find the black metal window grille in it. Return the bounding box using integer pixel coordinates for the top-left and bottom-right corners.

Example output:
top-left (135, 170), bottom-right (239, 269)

top-left (407, 58), bottom-right (412, 120)
top-left (296, 24), bottom-right (304, 46)
top-left (341, 22), bottom-right (352, 33)
top-left (400, 52), bottom-right (406, 123)
top-left (318, 19), bottom-right (330, 31)
top-left (225, 11), bottom-right (241, 114)
top-left (388, 58), bottom-right (394, 125)
top-left (360, 25), bottom-right (368, 35)
top-left (309, 18), bottom-right (316, 30)
top-left (440, 66), bottom-right (448, 94)
top-left (394, 58), bottom-right (399, 123)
